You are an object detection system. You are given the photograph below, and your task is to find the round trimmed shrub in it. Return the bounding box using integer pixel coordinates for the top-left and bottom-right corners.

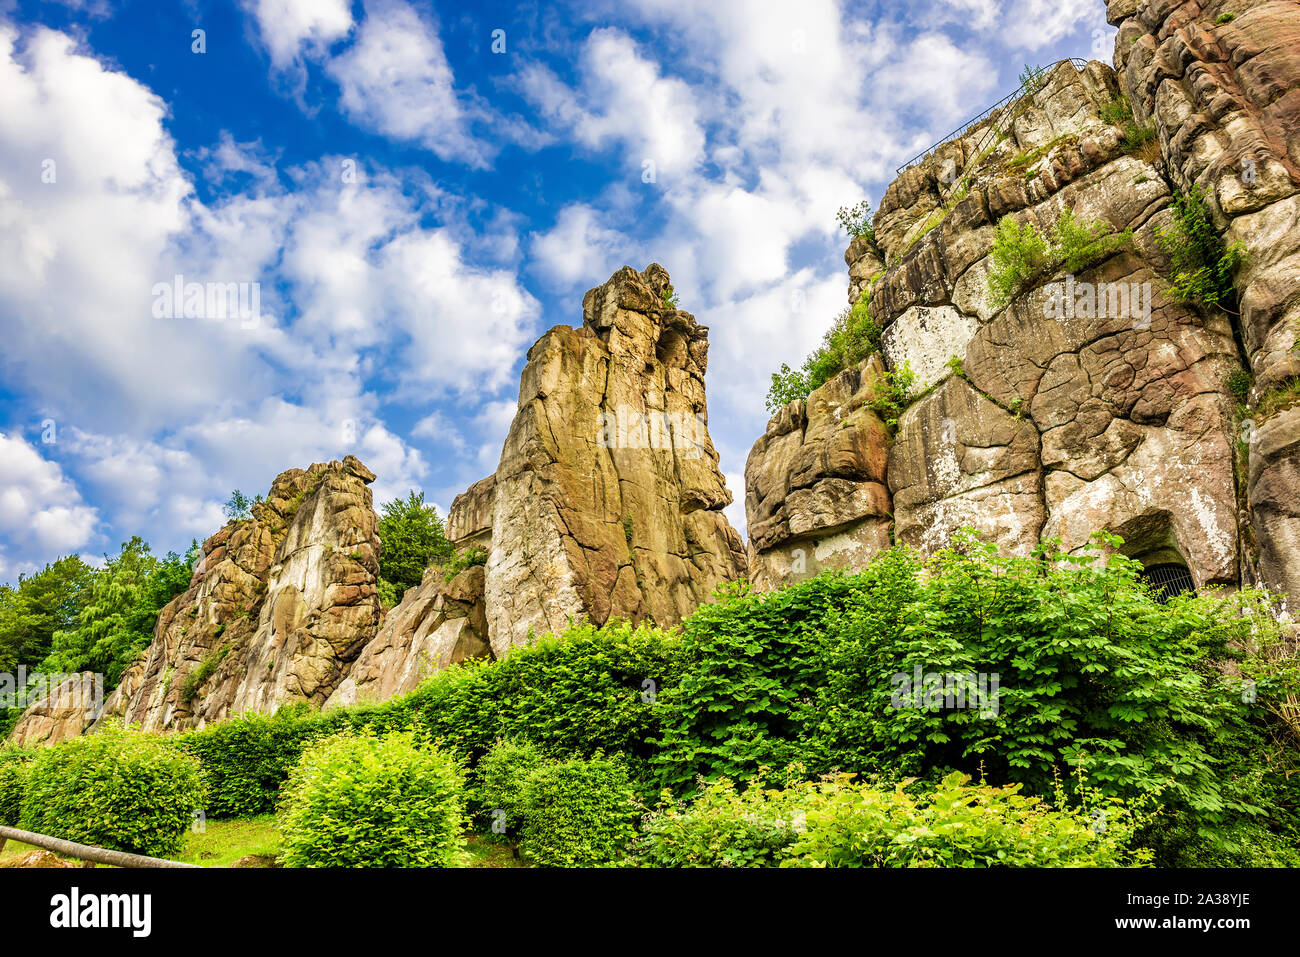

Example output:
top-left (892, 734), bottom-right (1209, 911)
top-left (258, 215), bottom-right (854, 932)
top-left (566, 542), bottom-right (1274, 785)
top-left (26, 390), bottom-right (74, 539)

top-left (518, 754), bottom-right (638, 867)
top-left (474, 738), bottom-right (548, 838)
top-left (19, 726), bottom-right (205, 858)
top-left (277, 729), bottom-right (467, 868)
top-left (0, 747), bottom-right (31, 827)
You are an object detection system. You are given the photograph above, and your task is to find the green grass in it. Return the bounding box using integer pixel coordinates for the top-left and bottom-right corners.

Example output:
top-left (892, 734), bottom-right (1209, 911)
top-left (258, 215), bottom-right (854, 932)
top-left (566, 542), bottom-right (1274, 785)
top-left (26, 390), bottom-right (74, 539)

top-left (463, 834), bottom-right (525, 868)
top-left (3, 819), bottom-right (527, 868)
top-left (179, 814), bottom-right (281, 867)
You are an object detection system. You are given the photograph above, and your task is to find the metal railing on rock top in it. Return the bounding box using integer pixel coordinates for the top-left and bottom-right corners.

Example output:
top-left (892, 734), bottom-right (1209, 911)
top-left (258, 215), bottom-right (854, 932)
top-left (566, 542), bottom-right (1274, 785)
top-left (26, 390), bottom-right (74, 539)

top-left (895, 58), bottom-right (1090, 176)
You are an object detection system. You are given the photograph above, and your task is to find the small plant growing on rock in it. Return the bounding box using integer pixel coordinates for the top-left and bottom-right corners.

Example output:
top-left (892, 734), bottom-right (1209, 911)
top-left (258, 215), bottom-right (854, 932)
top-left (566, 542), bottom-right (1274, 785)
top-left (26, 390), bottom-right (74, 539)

top-left (836, 200), bottom-right (875, 241)
top-left (1018, 63), bottom-right (1048, 98)
top-left (442, 545), bottom-right (488, 581)
top-left (765, 292), bottom-right (883, 413)
top-left (1227, 368), bottom-right (1254, 404)
top-left (987, 209), bottom-right (1131, 308)
top-left (1155, 184), bottom-right (1248, 311)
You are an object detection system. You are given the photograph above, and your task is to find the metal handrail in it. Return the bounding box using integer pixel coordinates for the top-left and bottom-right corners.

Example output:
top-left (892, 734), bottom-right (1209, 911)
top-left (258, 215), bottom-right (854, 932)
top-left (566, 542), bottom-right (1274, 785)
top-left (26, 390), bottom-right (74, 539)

top-left (895, 58), bottom-right (1090, 175)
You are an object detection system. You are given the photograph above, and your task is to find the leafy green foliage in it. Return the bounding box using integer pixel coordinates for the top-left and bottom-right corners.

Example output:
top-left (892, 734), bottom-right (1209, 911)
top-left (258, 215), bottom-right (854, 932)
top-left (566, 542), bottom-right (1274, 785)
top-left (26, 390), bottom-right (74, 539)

top-left (473, 738), bottom-right (549, 837)
top-left (1155, 185), bottom-right (1248, 309)
top-left (180, 707), bottom-right (333, 817)
top-left (783, 772), bottom-right (1153, 867)
top-left (441, 544), bottom-right (487, 582)
top-left (40, 537), bottom-right (194, 689)
top-left (517, 754), bottom-right (638, 867)
top-left (651, 575), bottom-right (872, 791)
top-left (178, 620), bottom-right (684, 814)
top-left (179, 641), bottom-right (232, 705)
top-left (766, 293), bottom-right (883, 413)
top-left (277, 729), bottom-right (467, 868)
top-left (1228, 368), bottom-right (1253, 403)
top-left (629, 777), bottom-right (812, 867)
top-left (836, 200), bottom-right (875, 241)
top-left (987, 210), bottom-right (1131, 308)
top-left (377, 490), bottom-right (454, 597)
top-left (20, 726), bottom-right (205, 858)
top-left (1018, 63), bottom-right (1048, 97)
top-left (222, 489), bottom-right (257, 521)
top-left (0, 555), bottom-right (96, 674)
top-left (0, 747), bottom-right (31, 827)
top-left (867, 362), bottom-right (915, 428)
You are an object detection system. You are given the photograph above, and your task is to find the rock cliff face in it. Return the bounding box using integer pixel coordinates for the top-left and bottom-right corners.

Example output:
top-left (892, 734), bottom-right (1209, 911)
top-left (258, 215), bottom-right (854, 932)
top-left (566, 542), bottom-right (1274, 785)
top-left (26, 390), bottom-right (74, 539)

top-left (1106, 0), bottom-right (1300, 604)
top-left (10, 456), bottom-right (384, 741)
top-left (10, 266), bottom-right (748, 741)
top-left (746, 355), bottom-right (892, 589)
top-left (748, 5), bottom-right (1299, 601)
top-left (111, 455), bottom-right (384, 732)
top-left (479, 264), bottom-right (747, 654)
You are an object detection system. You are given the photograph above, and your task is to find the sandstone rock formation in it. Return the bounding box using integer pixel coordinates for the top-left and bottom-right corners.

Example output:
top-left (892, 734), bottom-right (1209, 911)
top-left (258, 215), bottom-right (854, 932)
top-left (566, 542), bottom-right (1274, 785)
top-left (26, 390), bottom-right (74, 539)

top-left (748, 28), bottom-right (1297, 597)
top-left (324, 565), bottom-right (488, 709)
top-left (13, 456), bottom-right (386, 739)
top-left (1107, 0), bottom-right (1300, 605)
top-left (746, 356), bottom-right (892, 589)
top-left (479, 265), bottom-right (747, 654)
top-left (5, 673), bottom-right (103, 749)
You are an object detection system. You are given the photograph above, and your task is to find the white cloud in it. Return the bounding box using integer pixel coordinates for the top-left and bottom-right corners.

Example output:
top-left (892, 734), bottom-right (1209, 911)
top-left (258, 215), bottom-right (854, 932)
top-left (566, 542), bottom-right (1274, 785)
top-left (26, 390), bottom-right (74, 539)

top-left (0, 433), bottom-right (98, 565)
top-left (0, 21), bottom-right (539, 575)
top-left (518, 27), bottom-right (705, 178)
top-left (242, 0), bottom-right (353, 68)
top-left (324, 0), bottom-right (488, 166)
top-left (529, 203), bottom-right (635, 288)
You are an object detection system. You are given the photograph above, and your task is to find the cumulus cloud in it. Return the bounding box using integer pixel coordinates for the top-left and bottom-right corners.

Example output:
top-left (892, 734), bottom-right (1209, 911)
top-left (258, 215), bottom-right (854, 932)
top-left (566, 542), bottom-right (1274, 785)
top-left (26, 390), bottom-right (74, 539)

top-left (0, 433), bottom-right (99, 572)
top-left (529, 203), bottom-right (636, 288)
top-left (0, 20), bottom-right (539, 575)
top-left (241, 0), bottom-right (353, 68)
top-left (518, 27), bottom-right (706, 178)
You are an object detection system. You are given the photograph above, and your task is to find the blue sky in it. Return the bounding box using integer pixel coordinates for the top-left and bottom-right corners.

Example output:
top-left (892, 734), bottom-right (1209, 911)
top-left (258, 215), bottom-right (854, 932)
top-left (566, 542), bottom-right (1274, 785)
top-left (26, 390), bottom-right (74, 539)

top-left (0, 0), bottom-right (1114, 582)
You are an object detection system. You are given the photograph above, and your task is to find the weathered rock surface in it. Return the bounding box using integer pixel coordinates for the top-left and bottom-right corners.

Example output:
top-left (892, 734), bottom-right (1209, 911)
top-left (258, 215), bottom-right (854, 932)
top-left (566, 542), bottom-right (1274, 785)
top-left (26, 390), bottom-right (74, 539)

top-left (5, 673), bottom-right (103, 749)
top-left (1108, 0), bottom-right (1300, 607)
top-left (97, 456), bottom-right (383, 734)
top-left (746, 357), bottom-right (892, 589)
top-left (748, 39), bottom-right (1293, 594)
top-left (481, 265), bottom-right (747, 653)
top-left (324, 565), bottom-right (488, 708)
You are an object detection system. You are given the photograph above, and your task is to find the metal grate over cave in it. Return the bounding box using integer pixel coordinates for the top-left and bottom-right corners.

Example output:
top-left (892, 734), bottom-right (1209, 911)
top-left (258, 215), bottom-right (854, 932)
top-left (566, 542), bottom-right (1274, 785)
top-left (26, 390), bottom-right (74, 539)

top-left (1140, 563), bottom-right (1197, 604)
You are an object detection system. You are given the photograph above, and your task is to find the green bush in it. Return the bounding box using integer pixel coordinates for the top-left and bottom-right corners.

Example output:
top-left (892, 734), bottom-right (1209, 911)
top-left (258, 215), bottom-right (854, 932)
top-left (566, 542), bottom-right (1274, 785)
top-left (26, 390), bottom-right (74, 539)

top-left (20, 726), bottom-right (204, 857)
top-left (277, 729), bottom-right (467, 868)
top-left (987, 210), bottom-right (1131, 308)
top-left (783, 772), bottom-right (1153, 867)
top-left (180, 707), bottom-right (337, 817)
top-left (629, 777), bottom-right (813, 867)
top-left (766, 291), bottom-right (883, 414)
top-left (652, 574), bottom-right (874, 792)
top-left (1155, 184), bottom-right (1247, 309)
top-left (441, 544), bottom-right (487, 582)
top-left (517, 754), bottom-right (638, 867)
top-left (0, 747), bottom-right (31, 826)
top-left (474, 738), bottom-right (549, 837)
top-left (812, 533), bottom-right (1297, 862)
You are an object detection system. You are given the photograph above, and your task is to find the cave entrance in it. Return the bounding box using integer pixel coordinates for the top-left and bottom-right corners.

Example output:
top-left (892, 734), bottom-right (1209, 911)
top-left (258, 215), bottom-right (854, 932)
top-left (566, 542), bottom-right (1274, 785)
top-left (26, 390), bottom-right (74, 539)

top-left (1138, 563), bottom-right (1197, 604)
